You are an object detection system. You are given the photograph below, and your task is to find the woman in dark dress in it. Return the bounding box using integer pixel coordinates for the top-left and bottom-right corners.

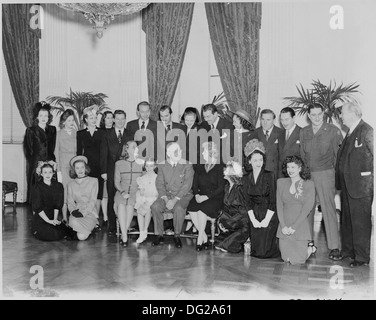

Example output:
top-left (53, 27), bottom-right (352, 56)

top-left (31, 161), bottom-right (73, 241)
top-left (187, 142), bottom-right (225, 251)
top-left (214, 159), bottom-right (249, 253)
top-left (77, 105), bottom-right (105, 222)
top-left (243, 139), bottom-right (280, 259)
top-left (24, 102), bottom-right (57, 203)
top-left (180, 107), bottom-right (201, 165)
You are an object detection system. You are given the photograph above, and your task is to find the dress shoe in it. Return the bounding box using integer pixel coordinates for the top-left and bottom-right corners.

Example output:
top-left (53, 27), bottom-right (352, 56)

top-left (329, 249), bottom-right (342, 261)
top-left (102, 220), bottom-right (108, 229)
top-left (108, 229), bottom-right (117, 236)
top-left (152, 236), bottom-right (164, 246)
top-left (119, 239), bottom-right (128, 247)
top-left (203, 241), bottom-right (211, 250)
top-left (214, 245), bottom-right (228, 253)
top-left (350, 260), bottom-right (369, 268)
top-left (196, 244), bottom-right (203, 252)
top-left (174, 236), bottom-right (182, 248)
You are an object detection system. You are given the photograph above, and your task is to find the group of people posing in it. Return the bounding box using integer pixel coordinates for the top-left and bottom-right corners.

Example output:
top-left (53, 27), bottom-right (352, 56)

top-left (23, 99), bottom-right (373, 267)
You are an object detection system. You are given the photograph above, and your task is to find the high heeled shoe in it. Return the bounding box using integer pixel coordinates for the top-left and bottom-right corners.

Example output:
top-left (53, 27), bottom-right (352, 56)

top-left (203, 241), bottom-right (211, 250)
top-left (119, 237), bottom-right (128, 247)
top-left (196, 244), bottom-right (203, 252)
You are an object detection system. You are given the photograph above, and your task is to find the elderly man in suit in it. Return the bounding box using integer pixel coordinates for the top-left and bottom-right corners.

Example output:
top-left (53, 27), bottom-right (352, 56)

top-left (300, 104), bottom-right (343, 261)
top-left (200, 103), bottom-right (234, 164)
top-left (100, 109), bottom-right (129, 235)
top-left (126, 101), bottom-right (157, 160)
top-left (278, 107), bottom-right (302, 178)
top-left (254, 109), bottom-right (284, 178)
top-left (335, 102), bottom-right (373, 267)
top-left (151, 142), bottom-right (194, 248)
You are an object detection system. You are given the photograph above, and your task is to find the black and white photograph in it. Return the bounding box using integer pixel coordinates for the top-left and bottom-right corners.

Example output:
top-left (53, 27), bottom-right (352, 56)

top-left (1, 0), bottom-right (375, 302)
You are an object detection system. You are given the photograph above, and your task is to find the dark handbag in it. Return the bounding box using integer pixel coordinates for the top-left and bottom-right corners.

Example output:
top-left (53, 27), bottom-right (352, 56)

top-left (71, 209), bottom-right (84, 218)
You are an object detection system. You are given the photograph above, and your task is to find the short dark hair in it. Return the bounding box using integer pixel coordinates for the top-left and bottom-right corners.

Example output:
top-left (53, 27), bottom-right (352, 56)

top-left (281, 155), bottom-right (311, 180)
top-left (99, 111), bottom-right (114, 129)
top-left (308, 103), bottom-right (324, 114)
top-left (260, 109), bottom-right (276, 119)
top-left (233, 114), bottom-right (252, 131)
top-left (137, 101), bottom-right (150, 111)
top-left (244, 150), bottom-right (267, 173)
top-left (59, 109), bottom-right (75, 129)
top-left (159, 105), bottom-right (172, 115)
top-left (280, 107), bottom-right (295, 118)
top-left (37, 163), bottom-right (57, 181)
top-left (202, 104), bottom-right (218, 114)
top-left (114, 109), bottom-right (126, 118)
top-left (181, 107), bottom-right (201, 125)
top-left (69, 160), bottom-right (91, 179)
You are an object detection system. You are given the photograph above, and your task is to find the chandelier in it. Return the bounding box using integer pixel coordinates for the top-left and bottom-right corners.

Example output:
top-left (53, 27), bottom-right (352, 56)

top-left (56, 3), bottom-right (150, 39)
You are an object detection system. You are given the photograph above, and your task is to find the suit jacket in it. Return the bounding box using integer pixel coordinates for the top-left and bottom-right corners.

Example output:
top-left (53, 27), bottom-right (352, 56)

top-left (335, 120), bottom-right (374, 198)
top-left (100, 127), bottom-right (130, 181)
top-left (156, 121), bottom-right (186, 162)
top-left (200, 117), bottom-right (234, 164)
top-left (156, 159), bottom-right (194, 199)
top-left (278, 125), bottom-right (301, 178)
top-left (126, 119), bottom-right (157, 160)
top-left (255, 125), bottom-right (284, 178)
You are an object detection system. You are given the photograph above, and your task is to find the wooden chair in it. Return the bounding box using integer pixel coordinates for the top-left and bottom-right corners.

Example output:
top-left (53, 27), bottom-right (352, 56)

top-left (2, 181), bottom-right (18, 213)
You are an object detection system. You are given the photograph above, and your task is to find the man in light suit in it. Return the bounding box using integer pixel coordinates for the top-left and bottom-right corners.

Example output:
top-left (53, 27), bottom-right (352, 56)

top-left (335, 102), bottom-right (373, 267)
top-left (100, 110), bottom-right (130, 235)
top-left (254, 109), bottom-right (284, 179)
top-left (278, 107), bottom-right (302, 178)
top-left (126, 101), bottom-right (157, 160)
top-left (200, 103), bottom-right (234, 164)
top-left (151, 142), bottom-right (194, 248)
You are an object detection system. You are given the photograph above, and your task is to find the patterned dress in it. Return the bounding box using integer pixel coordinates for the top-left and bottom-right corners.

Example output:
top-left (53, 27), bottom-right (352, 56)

top-left (276, 178), bottom-right (315, 264)
top-left (134, 172), bottom-right (158, 216)
top-left (67, 176), bottom-right (98, 236)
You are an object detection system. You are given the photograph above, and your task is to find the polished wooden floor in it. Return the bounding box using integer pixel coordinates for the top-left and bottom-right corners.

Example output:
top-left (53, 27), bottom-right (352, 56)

top-left (2, 205), bottom-right (374, 300)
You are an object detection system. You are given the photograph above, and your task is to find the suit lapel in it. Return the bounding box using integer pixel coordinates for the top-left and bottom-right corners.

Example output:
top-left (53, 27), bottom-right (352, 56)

top-left (283, 126), bottom-right (299, 151)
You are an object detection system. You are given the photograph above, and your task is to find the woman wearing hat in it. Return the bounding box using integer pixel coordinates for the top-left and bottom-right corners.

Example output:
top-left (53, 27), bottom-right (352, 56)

top-left (243, 139), bottom-right (280, 259)
top-left (54, 109), bottom-right (77, 223)
top-left (67, 155), bottom-right (98, 240)
top-left (228, 109), bottom-right (256, 166)
top-left (24, 102), bottom-right (57, 203)
top-left (77, 105), bottom-right (106, 226)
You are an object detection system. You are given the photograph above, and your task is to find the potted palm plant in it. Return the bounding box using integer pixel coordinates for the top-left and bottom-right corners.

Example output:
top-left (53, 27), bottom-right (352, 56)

top-left (284, 80), bottom-right (359, 123)
top-left (46, 89), bottom-right (109, 129)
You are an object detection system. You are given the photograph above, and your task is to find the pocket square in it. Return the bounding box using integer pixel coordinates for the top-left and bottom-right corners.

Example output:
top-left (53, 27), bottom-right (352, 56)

top-left (355, 138), bottom-right (362, 148)
top-left (296, 140), bottom-right (300, 144)
top-left (361, 172), bottom-right (371, 176)
top-left (220, 133), bottom-right (228, 139)
top-left (274, 139), bottom-right (278, 144)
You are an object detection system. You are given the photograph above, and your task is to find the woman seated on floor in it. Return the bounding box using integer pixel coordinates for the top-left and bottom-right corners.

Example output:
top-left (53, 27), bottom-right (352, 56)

top-left (67, 155), bottom-right (98, 240)
top-left (214, 159), bottom-right (249, 253)
top-left (31, 161), bottom-right (74, 241)
top-left (277, 155), bottom-right (315, 265)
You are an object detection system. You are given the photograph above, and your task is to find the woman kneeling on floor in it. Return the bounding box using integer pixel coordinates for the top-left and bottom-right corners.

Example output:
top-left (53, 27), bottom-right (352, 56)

top-left (67, 155), bottom-right (98, 240)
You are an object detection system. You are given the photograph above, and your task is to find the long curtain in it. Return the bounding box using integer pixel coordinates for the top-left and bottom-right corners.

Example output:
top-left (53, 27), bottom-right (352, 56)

top-left (2, 4), bottom-right (40, 128)
top-left (142, 3), bottom-right (195, 121)
top-left (205, 3), bottom-right (262, 127)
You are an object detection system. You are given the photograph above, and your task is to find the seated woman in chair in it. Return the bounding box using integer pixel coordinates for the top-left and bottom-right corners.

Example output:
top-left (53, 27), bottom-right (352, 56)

top-left (187, 142), bottom-right (225, 251)
top-left (31, 161), bottom-right (74, 241)
top-left (67, 155), bottom-right (98, 241)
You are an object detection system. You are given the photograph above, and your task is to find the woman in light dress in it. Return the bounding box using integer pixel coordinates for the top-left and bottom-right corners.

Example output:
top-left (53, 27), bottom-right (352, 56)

top-left (67, 155), bottom-right (98, 240)
top-left (134, 158), bottom-right (158, 244)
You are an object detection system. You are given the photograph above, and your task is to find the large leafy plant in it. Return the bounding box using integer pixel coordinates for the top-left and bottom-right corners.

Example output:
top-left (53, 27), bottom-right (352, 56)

top-left (46, 89), bottom-right (109, 129)
top-left (284, 80), bottom-right (359, 123)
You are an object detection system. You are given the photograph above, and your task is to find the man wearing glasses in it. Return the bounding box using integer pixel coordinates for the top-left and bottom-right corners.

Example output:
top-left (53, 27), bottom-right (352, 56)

top-left (300, 104), bottom-right (343, 261)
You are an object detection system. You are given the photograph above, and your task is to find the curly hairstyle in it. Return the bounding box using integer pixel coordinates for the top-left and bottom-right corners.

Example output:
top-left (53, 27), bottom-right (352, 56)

top-left (99, 111), bottom-right (114, 129)
top-left (180, 107), bottom-right (201, 125)
top-left (233, 114), bottom-right (252, 131)
top-left (32, 101), bottom-right (53, 126)
top-left (69, 160), bottom-right (91, 179)
top-left (37, 163), bottom-right (57, 181)
top-left (119, 141), bottom-right (137, 161)
top-left (281, 155), bottom-right (311, 180)
top-left (244, 150), bottom-right (267, 173)
top-left (59, 109), bottom-right (75, 129)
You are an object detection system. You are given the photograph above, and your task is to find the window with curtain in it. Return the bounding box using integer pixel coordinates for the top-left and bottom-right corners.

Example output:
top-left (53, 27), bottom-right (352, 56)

top-left (2, 55), bottom-right (26, 144)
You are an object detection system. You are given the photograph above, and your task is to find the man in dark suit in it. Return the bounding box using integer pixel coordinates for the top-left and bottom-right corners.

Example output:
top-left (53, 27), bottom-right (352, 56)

top-left (156, 105), bottom-right (186, 163)
top-left (200, 103), bottom-right (234, 165)
top-left (254, 109), bottom-right (284, 178)
top-left (100, 109), bottom-right (129, 235)
top-left (278, 107), bottom-right (302, 178)
top-left (151, 142), bottom-right (194, 248)
top-left (126, 101), bottom-right (157, 160)
top-left (335, 102), bottom-right (373, 267)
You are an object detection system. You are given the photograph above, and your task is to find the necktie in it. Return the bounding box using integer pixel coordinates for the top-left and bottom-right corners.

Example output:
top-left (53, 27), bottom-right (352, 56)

top-left (118, 130), bottom-right (122, 144)
top-left (141, 121), bottom-right (145, 130)
top-left (166, 124), bottom-right (171, 131)
top-left (286, 130), bottom-right (290, 141)
top-left (265, 130), bottom-right (269, 141)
